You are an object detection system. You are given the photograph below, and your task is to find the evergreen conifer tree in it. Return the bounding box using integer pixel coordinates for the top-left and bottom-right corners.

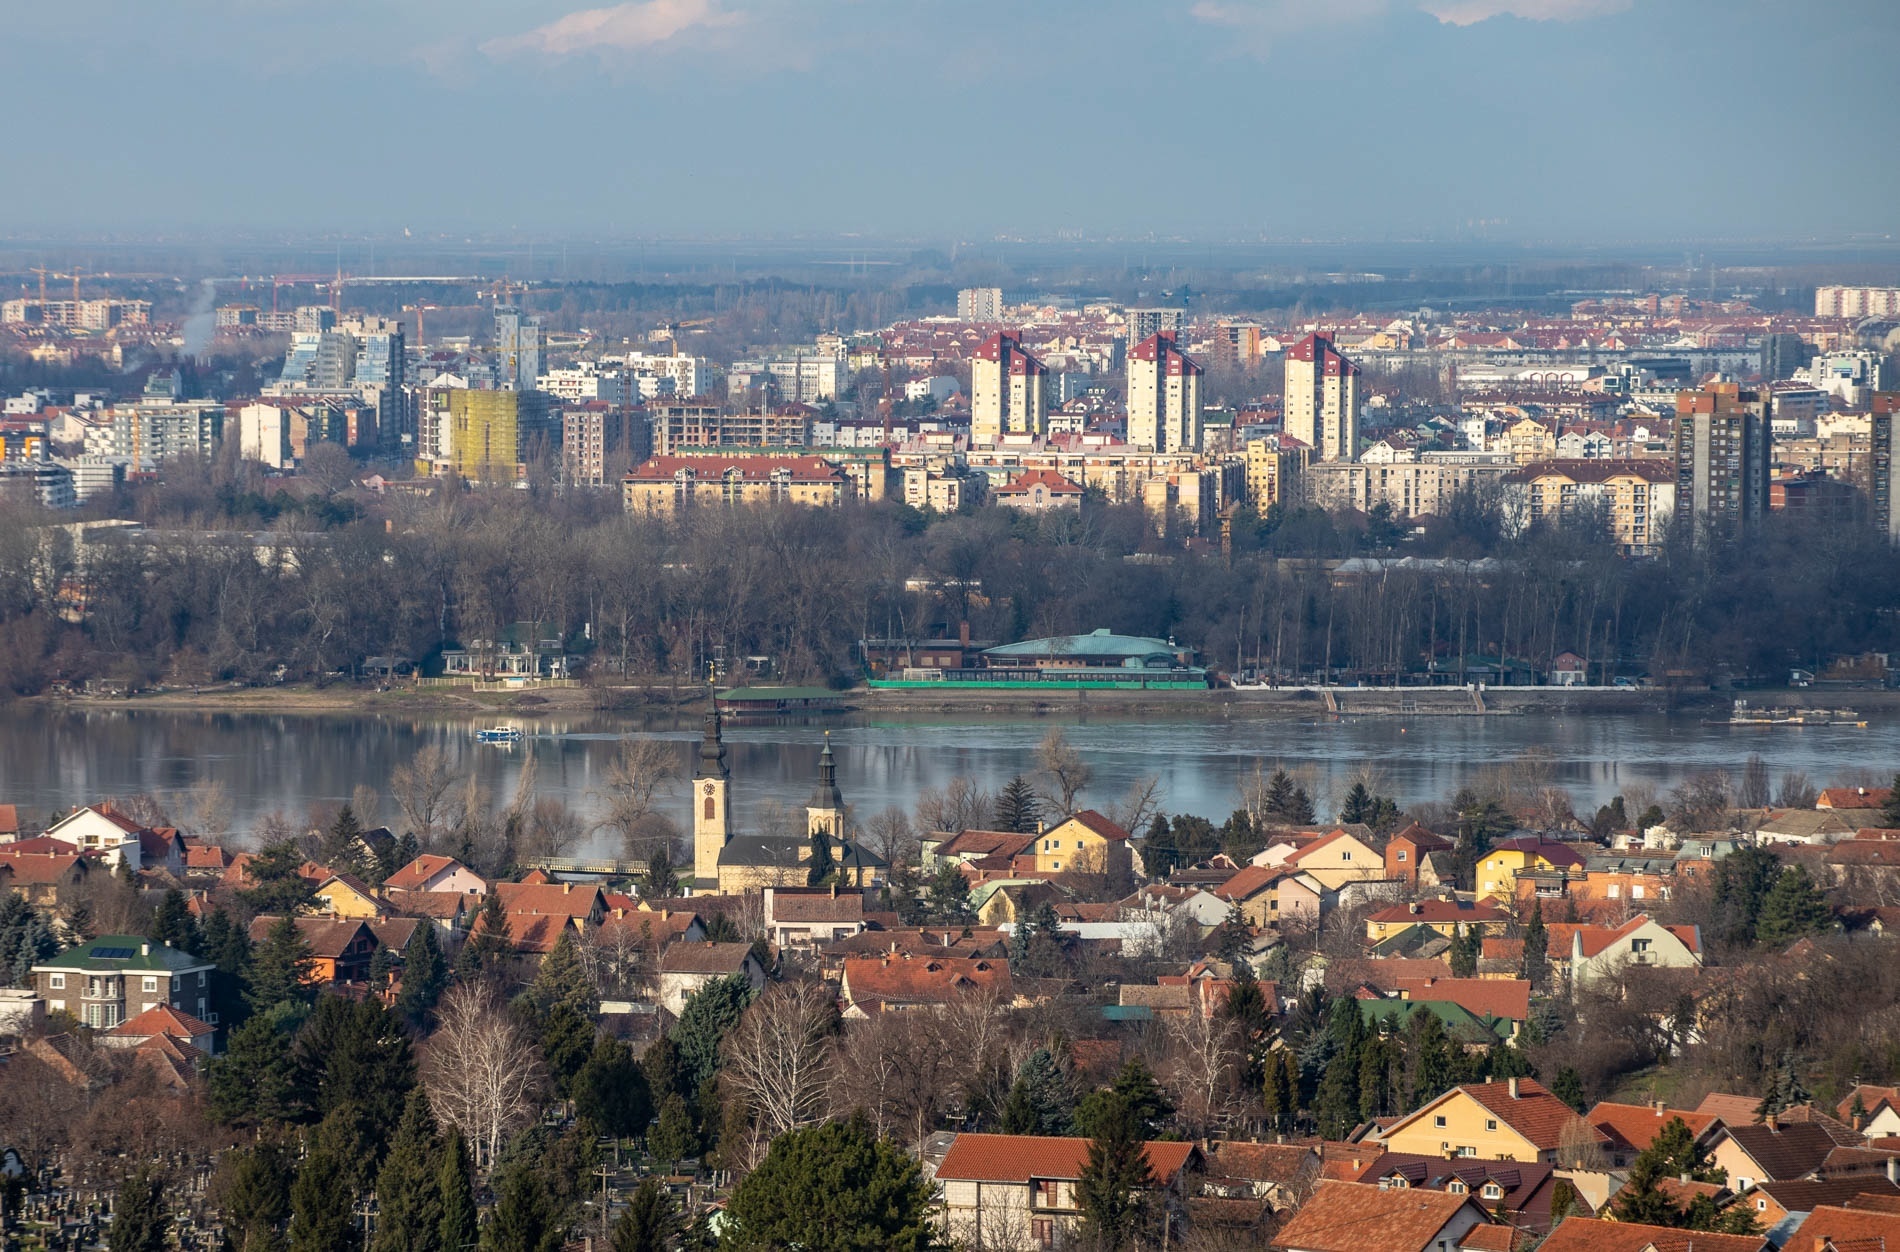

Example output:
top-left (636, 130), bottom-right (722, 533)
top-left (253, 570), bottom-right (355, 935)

top-left (1408, 1008), bottom-right (1456, 1109)
top-left (1076, 1093), bottom-right (1155, 1252)
top-left (1519, 902), bottom-right (1549, 989)
top-left (480, 1161), bottom-right (565, 1252)
top-left (110, 1167), bottom-right (171, 1252)
top-left (1883, 773), bottom-right (1900, 829)
top-left (372, 1091), bottom-right (445, 1252)
top-left (1550, 1066), bottom-right (1586, 1112)
top-left (999, 1048), bottom-right (1076, 1136)
top-left (290, 1105), bottom-right (371, 1252)
top-left (610, 1179), bottom-right (678, 1252)
top-left (208, 1011), bottom-right (304, 1127)
top-left (438, 1129), bottom-right (478, 1252)
top-left (216, 1137), bottom-right (294, 1251)
top-left (670, 973), bottom-right (754, 1097)
top-left (994, 776), bottom-right (1042, 834)
top-left (805, 831), bottom-right (834, 886)
top-left (1263, 770), bottom-right (1296, 821)
top-left (324, 804), bottom-right (365, 873)
top-left (1755, 866), bottom-right (1833, 947)
top-left (573, 1038), bottom-right (654, 1138)
top-left (1140, 814), bottom-right (1179, 879)
top-left (1340, 783), bottom-right (1373, 826)
top-left (246, 915), bottom-right (316, 1013)
top-left (647, 1093), bottom-right (700, 1164)
top-left (150, 888), bottom-right (203, 955)
top-left (1288, 786), bottom-right (1316, 825)
top-left (396, 921), bottom-right (448, 1020)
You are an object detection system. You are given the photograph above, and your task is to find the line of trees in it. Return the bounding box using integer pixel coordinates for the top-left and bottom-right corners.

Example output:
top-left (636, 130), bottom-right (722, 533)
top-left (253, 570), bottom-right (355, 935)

top-left (5, 447), bottom-right (1899, 695)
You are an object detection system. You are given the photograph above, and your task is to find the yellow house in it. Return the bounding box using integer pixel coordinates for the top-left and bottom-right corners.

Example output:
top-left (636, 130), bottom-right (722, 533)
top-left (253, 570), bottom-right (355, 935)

top-left (1365, 897), bottom-right (1510, 942)
top-left (1035, 810), bottom-right (1134, 877)
top-left (1474, 836), bottom-right (1588, 901)
top-left (1285, 828), bottom-right (1388, 891)
top-left (1379, 1078), bottom-right (1608, 1164)
top-left (310, 872), bottom-right (387, 919)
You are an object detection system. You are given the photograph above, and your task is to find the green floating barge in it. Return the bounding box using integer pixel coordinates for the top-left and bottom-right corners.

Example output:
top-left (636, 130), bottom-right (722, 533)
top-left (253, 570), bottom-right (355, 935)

top-left (866, 629), bottom-right (1209, 691)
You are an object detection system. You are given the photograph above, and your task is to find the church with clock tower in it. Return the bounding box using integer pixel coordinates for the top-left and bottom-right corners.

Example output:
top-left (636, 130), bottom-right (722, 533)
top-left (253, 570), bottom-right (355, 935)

top-left (691, 700), bottom-right (731, 890)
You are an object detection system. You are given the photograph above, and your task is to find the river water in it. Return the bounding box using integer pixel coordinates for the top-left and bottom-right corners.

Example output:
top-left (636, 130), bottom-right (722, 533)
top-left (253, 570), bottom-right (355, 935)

top-left (1, 705), bottom-right (1895, 851)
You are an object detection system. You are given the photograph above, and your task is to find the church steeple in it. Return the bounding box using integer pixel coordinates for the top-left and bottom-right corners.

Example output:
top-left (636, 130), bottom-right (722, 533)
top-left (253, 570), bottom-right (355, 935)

top-left (695, 699), bottom-right (728, 780)
top-left (806, 732), bottom-right (845, 839)
top-left (692, 687), bottom-right (732, 890)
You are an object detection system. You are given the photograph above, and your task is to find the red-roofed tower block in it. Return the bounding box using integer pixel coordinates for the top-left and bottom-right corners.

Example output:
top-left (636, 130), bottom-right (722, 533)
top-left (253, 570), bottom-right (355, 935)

top-left (970, 332), bottom-right (1048, 444)
top-left (1127, 332), bottom-right (1205, 453)
top-left (1285, 333), bottom-right (1362, 463)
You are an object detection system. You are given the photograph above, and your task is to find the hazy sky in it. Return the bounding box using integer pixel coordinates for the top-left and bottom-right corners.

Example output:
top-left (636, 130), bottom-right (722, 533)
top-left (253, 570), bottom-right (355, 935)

top-left (8, 0), bottom-right (1895, 241)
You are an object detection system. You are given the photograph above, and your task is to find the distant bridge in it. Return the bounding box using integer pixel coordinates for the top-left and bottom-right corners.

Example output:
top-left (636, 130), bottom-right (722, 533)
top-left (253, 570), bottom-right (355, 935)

top-left (522, 856), bottom-right (647, 876)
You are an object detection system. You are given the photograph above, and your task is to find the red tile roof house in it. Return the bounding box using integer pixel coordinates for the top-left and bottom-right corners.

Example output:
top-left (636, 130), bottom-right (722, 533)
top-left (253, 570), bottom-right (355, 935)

top-left (1534, 1217), bottom-right (1768, 1252)
top-left (384, 854), bottom-right (493, 896)
top-left (1352, 1154), bottom-right (1577, 1235)
top-left (1585, 1102), bottom-right (1723, 1169)
top-left (839, 954), bottom-right (1013, 1017)
top-left (1708, 1116), bottom-right (1843, 1193)
top-left (484, 882), bottom-right (606, 954)
top-left (935, 1133), bottom-right (1200, 1249)
top-left (102, 1003), bottom-right (219, 1055)
top-left (992, 468), bottom-right (1085, 512)
top-left (1782, 1203), bottom-right (1900, 1252)
top-left (655, 942), bottom-right (767, 1014)
top-left (1269, 1180), bottom-right (1495, 1252)
top-left (760, 885), bottom-right (867, 951)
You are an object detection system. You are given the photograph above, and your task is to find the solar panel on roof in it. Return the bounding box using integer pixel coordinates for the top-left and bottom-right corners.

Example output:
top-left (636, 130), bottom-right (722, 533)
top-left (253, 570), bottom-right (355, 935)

top-left (91, 946), bottom-right (136, 959)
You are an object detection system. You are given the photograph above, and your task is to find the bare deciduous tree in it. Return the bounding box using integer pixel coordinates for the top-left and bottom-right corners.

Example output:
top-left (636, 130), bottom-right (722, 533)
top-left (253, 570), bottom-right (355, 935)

top-left (1105, 775), bottom-right (1165, 837)
top-left (1738, 754), bottom-right (1772, 811)
top-left (349, 783), bottom-right (383, 830)
top-left (525, 796), bottom-right (585, 861)
top-left (593, 738), bottom-right (682, 859)
top-left (423, 984), bottom-right (546, 1170)
top-left (1036, 729), bottom-right (1092, 815)
top-left (862, 805), bottom-right (919, 866)
top-left (1670, 771), bottom-right (1733, 834)
top-left (914, 777), bottom-right (995, 835)
top-left (390, 745), bottom-right (460, 845)
top-left (177, 779), bottom-right (233, 843)
top-left (1775, 770), bottom-right (1818, 810)
top-left (1166, 998), bottom-right (1241, 1138)
top-left (722, 981), bottom-right (836, 1164)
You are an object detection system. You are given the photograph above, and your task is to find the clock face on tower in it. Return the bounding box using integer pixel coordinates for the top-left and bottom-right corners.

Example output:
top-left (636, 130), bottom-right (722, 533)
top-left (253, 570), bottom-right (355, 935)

top-left (703, 782), bottom-right (716, 796)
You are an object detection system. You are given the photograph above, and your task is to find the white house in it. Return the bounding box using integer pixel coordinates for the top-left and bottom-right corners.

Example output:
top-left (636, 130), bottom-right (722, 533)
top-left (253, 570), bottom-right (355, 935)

top-left (45, 804), bottom-right (145, 870)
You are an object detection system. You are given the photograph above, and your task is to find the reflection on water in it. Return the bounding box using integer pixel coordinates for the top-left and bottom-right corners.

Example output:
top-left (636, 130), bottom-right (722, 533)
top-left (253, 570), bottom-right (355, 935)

top-left (1, 705), bottom-right (1894, 853)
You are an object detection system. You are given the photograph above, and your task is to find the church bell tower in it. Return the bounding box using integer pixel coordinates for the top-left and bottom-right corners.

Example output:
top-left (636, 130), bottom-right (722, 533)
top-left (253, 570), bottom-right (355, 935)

top-left (806, 732), bottom-right (845, 839)
top-left (692, 696), bottom-right (731, 889)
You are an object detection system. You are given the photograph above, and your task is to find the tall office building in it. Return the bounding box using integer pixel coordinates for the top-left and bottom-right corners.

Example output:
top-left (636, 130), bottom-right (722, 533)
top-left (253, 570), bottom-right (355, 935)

top-left (970, 332), bottom-right (1048, 444)
top-left (495, 306), bottom-right (543, 392)
top-left (1126, 332), bottom-right (1204, 453)
top-left (1284, 333), bottom-right (1362, 463)
top-left (422, 389), bottom-right (553, 483)
top-left (957, 287), bottom-right (1004, 322)
top-left (1673, 382), bottom-right (1771, 541)
top-left (1871, 393), bottom-right (1900, 543)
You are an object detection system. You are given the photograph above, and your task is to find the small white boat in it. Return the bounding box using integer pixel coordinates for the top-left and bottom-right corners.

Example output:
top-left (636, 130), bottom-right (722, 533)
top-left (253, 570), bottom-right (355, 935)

top-left (475, 726), bottom-right (522, 744)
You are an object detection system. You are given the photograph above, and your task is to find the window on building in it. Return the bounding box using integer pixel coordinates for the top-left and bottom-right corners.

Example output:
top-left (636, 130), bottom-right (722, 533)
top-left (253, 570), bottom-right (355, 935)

top-left (1484, 1184), bottom-right (1503, 1200)
top-left (1397, 851), bottom-right (1408, 862)
top-left (143, 976), bottom-right (158, 993)
top-left (49, 973), bottom-right (64, 989)
top-left (1486, 1119), bottom-right (1498, 1131)
top-left (1434, 1116), bottom-right (1447, 1128)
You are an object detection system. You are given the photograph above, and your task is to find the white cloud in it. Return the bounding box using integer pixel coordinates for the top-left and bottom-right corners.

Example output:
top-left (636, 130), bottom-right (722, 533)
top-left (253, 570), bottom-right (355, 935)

top-left (483, 0), bottom-right (740, 58)
top-left (1420, 0), bottom-right (1633, 25)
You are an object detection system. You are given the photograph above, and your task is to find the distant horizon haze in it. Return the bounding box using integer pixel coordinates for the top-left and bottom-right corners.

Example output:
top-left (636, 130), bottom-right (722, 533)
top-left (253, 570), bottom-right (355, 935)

top-left (7, 0), bottom-right (1897, 241)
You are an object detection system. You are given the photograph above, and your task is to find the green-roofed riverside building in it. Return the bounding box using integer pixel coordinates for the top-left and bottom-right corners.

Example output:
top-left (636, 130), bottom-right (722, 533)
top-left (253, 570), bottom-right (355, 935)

top-left (31, 935), bottom-right (216, 1029)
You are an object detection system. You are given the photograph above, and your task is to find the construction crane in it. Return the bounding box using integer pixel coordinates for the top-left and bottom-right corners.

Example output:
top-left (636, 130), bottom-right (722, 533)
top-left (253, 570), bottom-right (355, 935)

top-left (29, 267), bottom-right (50, 307)
top-left (403, 303), bottom-right (441, 343)
top-left (484, 278), bottom-right (524, 305)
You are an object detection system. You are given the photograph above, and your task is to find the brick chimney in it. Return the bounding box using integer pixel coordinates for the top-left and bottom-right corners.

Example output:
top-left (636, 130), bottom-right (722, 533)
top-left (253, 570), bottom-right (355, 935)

top-left (1765, 1112), bottom-right (1779, 1131)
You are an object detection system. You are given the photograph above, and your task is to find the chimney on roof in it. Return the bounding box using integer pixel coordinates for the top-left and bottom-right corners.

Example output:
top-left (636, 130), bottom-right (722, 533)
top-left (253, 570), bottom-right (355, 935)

top-left (1509, 1077), bottom-right (1520, 1099)
top-left (563, 883), bottom-right (572, 894)
top-left (1410, 902), bottom-right (1421, 914)
top-left (1765, 1113), bottom-right (1779, 1132)
top-left (141, 943), bottom-right (150, 956)
top-left (1655, 1100), bottom-right (1666, 1115)
top-left (1887, 1157), bottom-right (1898, 1185)
top-left (1680, 1173), bottom-right (1692, 1184)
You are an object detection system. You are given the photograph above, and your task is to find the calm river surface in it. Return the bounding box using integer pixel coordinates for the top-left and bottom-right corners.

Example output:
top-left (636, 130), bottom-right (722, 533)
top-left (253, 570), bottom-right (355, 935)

top-left (1, 705), bottom-right (1894, 850)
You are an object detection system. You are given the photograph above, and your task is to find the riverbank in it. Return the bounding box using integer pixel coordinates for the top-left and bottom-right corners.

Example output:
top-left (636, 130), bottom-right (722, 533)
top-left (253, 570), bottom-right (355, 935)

top-left (35, 678), bottom-right (1897, 721)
